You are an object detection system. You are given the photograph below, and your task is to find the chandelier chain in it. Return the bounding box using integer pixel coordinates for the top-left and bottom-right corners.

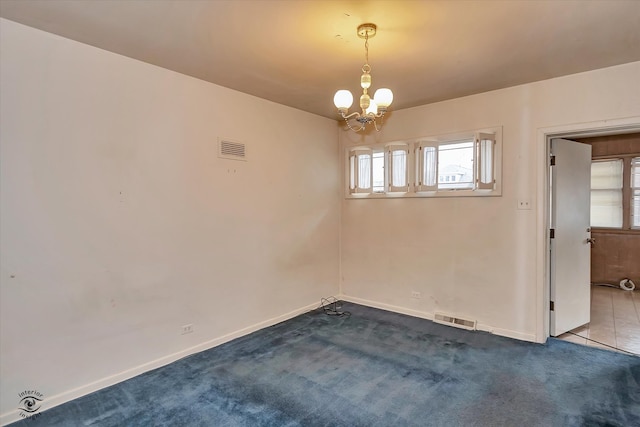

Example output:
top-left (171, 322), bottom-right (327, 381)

top-left (365, 31), bottom-right (369, 66)
top-left (362, 32), bottom-right (371, 74)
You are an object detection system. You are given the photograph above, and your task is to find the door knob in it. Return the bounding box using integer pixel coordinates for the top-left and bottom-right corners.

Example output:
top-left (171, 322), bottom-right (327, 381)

top-left (587, 238), bottom-right (596, 245)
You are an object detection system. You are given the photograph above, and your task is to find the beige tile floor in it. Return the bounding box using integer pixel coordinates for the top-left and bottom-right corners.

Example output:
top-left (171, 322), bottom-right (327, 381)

top-left (557, 285), bottom-right (640, 355)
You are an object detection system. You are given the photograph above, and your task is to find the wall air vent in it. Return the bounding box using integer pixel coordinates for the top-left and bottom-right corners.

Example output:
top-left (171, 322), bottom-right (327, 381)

top-left (218, 139), bottom-right (247, 161)
top-left (433, 312), bottom-right (477, 331)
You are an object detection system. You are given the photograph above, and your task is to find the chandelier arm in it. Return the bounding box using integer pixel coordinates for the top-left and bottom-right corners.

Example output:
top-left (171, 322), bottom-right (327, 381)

top-left (344, 117), bottom-right (365, 132)
top-left (376, 113), bottom-right (385, 131)
top-left (340, 111), bottom-right (363, 121)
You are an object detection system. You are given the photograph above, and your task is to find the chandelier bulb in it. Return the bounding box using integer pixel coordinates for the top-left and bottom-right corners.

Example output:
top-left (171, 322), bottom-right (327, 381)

top-left (374, 88), bottom-right (393, 108)
top-left (334, 90), bottom-right (354, 110)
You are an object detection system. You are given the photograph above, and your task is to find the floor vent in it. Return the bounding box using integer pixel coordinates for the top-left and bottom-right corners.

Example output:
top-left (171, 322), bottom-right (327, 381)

top-left (218, 139), bottom-right (247, 161)
top-left (433, 312), bottom-right (477, 331)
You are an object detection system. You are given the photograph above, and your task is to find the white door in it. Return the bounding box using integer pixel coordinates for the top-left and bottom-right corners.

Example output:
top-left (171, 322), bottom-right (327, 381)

top-left (550, 138), bottom-right (592, 336)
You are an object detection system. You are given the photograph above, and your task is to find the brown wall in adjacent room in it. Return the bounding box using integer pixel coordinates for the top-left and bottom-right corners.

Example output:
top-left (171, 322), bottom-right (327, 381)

top-left (589, 232), bottom-right (640, 284)
top-left (575, 133), bottom-right (640, 284)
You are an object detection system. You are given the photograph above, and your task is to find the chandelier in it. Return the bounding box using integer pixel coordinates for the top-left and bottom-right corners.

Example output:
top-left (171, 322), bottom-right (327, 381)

top-left (333, 23), bottom-right (393, 132)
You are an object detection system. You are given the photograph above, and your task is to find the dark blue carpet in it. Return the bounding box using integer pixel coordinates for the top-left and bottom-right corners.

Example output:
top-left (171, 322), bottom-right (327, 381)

top-left (11, 302), bottom-right (640, 426)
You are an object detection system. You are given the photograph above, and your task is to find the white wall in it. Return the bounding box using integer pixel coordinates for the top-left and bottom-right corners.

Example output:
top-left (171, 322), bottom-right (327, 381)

top-left (0, 19), bottom-right (339, 421)
top-left (340, 61), bottom-right (640, 342)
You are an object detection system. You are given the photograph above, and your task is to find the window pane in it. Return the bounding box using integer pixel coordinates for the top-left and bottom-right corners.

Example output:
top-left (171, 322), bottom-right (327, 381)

top-left (391, 149), bottom-right (407, 187)
top-left (591, 159), bottom-right (622, 189)
top-left (438, 141), bottom-right (474, 190)
top-left (633, 158), bottom-right (640, 187)
top-left (357, 153), bottom-right (371, 189)
top-left (590, 159), bottom-right (623, 228)
top-left (632, 190), bottom-right (640, 228)
top-left (372, 151), bottom-right (384, 193)
top-left (632, 157), bottom-right (640, 227)
top-left (591, 189), bottom-right (623, 228)
top-left (423, 146), bottom-right (437, 187)
top-left (479, 138), bottom-right (493, 185)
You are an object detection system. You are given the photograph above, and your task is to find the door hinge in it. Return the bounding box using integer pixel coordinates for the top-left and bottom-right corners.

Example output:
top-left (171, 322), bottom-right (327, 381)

top-left (550, 229), bottom-right (555, 239)
top-left (550, 301), bottom-right (555, 311)
top-left (550, 155), bottom-right (556, 166)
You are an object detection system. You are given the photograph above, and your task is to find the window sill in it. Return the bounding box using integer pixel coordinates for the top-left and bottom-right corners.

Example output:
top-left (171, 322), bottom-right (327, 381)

top-left (591, 228), bottom-right (640, 235)
top-left (346, 189), bottom-right (501, 199)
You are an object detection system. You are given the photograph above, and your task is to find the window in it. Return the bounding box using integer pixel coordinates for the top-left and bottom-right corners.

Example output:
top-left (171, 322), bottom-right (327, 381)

top-left (348, 149), bottom-right (372, 193)
top-left (590, 156), bottom-right (640, 230)
top-left (349, 145), bottom-right (410, 194)
top-left (388, 144), bottom-right (409, 192)
top-left (631, 157), bottom-right (640, 228)
top-left (346, 127), bottom-right (501, 198)
top-left (437, 141), bottom-right (474, 190)
top-left (590, 159), bottom-right (623, 228)
top-left (417, 142), bottom-right (437, 192)
top-left (477, 134), bottom-right (495, 190)
top-left (372, 151), bottom-right (385, 193)
top-left (416, 132), bottom-right (496, 193)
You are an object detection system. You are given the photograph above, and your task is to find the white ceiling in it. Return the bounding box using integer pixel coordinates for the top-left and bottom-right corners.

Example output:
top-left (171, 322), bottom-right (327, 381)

top-left (1, 0), bottom-right (639, 120)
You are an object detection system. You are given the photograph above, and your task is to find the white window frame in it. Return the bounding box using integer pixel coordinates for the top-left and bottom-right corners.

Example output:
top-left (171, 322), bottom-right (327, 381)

top-left (345, 127), bottom-right (502, 198)
top-left (476, 132), bottom-right (496, 190)
top-left (387, 143), bottom-right (410, 193)
top-left (348, 148), bottom-right (373, 194)
top-left (416, 141), bottom-right (438, 192)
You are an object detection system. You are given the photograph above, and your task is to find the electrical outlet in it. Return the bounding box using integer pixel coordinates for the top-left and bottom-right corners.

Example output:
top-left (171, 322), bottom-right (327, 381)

top-left (411, 291), bottom-right (422, 299)
top-left (181, 324), bottom-right (194, 335)
top-left (517, 199), bottom-right (532, 210)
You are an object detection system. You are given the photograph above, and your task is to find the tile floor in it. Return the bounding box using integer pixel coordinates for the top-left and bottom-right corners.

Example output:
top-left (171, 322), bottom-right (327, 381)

top-left (557, 285), bottom-right (640, 355)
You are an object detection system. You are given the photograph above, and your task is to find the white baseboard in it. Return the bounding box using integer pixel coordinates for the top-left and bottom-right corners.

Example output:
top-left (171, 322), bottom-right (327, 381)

top-left (339, 294), bottom-right (536, 343)
top-left (0, 301), bottom-right (318, 426)
top-left (475, 323), bottom-right (536, 342)
top-left (339, 294), bottom-right (436, 321)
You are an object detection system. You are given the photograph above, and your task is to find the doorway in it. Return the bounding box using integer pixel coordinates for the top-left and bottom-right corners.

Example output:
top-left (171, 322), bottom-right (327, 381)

top-left (542, 119), bottom-right (640, 355)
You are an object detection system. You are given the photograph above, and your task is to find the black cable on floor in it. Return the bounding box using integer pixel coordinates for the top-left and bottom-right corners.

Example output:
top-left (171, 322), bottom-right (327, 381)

top-left (566, 331), bottom-right (636, 355)
top-left (319, 296), bottom-right (351, 317)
